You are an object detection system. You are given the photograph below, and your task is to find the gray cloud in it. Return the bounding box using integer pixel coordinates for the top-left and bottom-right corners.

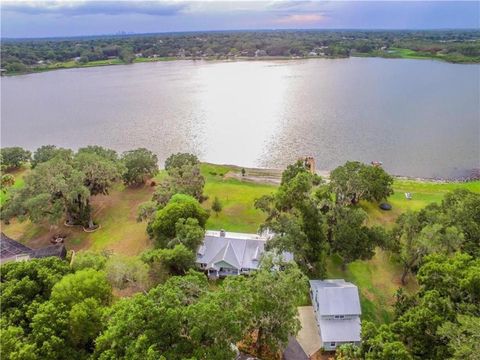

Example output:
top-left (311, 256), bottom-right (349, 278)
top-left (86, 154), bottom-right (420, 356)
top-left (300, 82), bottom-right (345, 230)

top-left (2, 1), bottom-right (187, 17)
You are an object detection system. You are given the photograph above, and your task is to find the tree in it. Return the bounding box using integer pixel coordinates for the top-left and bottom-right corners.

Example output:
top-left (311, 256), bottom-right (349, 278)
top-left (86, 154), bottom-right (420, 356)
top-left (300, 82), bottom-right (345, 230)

top-left (0, 147), bottom-right (31, 169)
top-left (0, 257), bottom-right (70, 329)
top-left (280, 160), bottom-right (309, 185)
top-left (1, 173), bottom-right (15, 193)
top-left (440, 189), bottom-right (480, 256)
top-left (330, 161), bottom-right (393, 205)
top-left (147, 194), bottom-right (209, 247)
top-left (211, 196), bottom-right (222, 216)
top-left (438, 315), bottom-right (480, 360)
top-left (136, 200), bottom-right (158, 222)
top-left (29, 269), bottom-right (112, 359)
top-left (336, 343), bottom-right (362, 360)
top-left (1, 158), bottom-right (91, 226)
top-left (105, 255), bottom-right (150, 292)
top-left (331, 207), bottom-right (383, 269)
top-left (394, 291), bottom-right (455, 359)
top-left (119, 48), bottom-right (135, 63)
top-left (74, 151), bottom-right (123, 196)
top-left (95, 271), bottom-right (246, 360)
top-left (416, 253), bottom-right (480, 309)
top-left (241, 168), bottom-right (246, 177)
top-left (153, 163), bottom-right (205, 205)
top-left (71, 251), bottom-right (108, 271)
top-left (121, 148), bottom-right (158, 186)
top-left (392, 211), bottom-right (464, 285)
top-left (141, 244), bottom-right (196, 275)
top-left (31, 145), bottom-right (72, 168)
top-left (256, 166), bottom-right (327, 277)
top-left (360, 322), bottom-right (412, 360)
top-left (246, 258), bottom-right (308, 357)
top-left (171, 217), bottom-right (205, 251)
top-left (50, 268), bottom-right (112, 307)
top-left (77, 145), bottom-right (119, 163)
top-left (164, 152), bottom-right (199, 173)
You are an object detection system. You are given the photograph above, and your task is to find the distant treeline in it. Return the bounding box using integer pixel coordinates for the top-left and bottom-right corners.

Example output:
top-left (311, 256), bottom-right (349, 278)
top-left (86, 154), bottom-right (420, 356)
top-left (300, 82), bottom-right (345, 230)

top-left (2, 29), bottom-right (480, 73)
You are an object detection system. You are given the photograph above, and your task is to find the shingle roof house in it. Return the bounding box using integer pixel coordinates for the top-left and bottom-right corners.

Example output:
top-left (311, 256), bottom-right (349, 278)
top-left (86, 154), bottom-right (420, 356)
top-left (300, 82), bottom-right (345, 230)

top-left (196, 230), bottom-right (293, 277)
top-left (310, 279), bottom-right (362, 351)
top-left (0, 232), bottom-right (67, 264)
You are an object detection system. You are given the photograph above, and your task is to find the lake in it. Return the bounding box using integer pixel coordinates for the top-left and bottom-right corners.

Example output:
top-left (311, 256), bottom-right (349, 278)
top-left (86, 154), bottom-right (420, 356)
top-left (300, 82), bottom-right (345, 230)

top-left (1, 58), bottom-right (479, 179)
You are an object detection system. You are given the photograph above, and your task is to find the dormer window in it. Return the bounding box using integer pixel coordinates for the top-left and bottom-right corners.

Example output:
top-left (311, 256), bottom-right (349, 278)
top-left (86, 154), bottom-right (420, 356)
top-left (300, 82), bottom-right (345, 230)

top-left (334, 315), bottom-right (345, 319)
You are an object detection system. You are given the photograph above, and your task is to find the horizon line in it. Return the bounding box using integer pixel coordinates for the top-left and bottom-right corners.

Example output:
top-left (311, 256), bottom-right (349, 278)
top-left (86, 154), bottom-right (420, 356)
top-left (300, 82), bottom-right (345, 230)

top-left (3, 27), bottom-right (479, 41)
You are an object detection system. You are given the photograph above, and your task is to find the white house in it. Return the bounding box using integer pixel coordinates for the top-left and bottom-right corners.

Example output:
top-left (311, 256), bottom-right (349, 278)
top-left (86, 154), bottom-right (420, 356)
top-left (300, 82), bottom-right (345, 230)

top-left (196, 230), bottom-right (292, 278)
top-left (310, 279), bottom-right (362, 351)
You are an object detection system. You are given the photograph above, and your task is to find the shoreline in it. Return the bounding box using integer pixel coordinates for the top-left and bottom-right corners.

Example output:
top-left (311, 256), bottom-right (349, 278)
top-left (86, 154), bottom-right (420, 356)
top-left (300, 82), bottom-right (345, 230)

top-left (211, 163), bottom-right (480, 184)
top-left (3, 52), bottom-right (478, 77)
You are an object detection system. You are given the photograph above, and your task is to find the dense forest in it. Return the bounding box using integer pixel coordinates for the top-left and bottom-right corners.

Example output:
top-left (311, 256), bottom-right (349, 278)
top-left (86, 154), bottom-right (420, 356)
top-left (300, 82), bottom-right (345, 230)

top-left (2, 29), bottom-right (480, 74)
top-left (1, 146), bottom-right (479, 359)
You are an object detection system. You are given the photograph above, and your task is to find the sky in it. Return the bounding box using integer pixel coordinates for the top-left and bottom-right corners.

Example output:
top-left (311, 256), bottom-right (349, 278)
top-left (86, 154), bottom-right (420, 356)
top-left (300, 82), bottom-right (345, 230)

top-left (1, 1), bottom-right (479, 38)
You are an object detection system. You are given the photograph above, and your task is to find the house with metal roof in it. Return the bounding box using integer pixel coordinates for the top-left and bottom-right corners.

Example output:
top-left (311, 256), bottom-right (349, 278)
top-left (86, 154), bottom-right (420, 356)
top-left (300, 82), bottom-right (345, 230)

top-left (196, 230), bottom-right (293, 278)
top-left (309, 279), bottom-right (362, 351)
top-left (1, 232), bottom-right (67, 264)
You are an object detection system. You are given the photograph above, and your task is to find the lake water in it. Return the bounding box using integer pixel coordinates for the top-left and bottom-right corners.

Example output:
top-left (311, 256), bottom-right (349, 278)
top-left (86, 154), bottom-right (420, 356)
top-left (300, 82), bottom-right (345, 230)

top-left (1, 58), bottom-right (479, 179)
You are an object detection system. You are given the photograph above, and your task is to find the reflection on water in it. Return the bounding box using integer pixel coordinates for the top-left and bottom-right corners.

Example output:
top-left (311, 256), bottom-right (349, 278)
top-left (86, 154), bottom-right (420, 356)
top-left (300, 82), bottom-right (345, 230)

top-left (1, 58), bottom-right (479, 178)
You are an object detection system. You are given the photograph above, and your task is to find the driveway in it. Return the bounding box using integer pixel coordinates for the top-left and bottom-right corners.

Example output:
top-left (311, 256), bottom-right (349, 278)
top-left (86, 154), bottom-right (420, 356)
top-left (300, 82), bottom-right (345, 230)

top-left (296, 306), bottom-right (322, 357)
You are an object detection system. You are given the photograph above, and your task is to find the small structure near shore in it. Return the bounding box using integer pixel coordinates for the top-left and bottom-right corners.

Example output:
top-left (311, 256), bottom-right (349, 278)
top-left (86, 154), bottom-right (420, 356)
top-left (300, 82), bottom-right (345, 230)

top-left (0, 232), bottom-right (67, 264)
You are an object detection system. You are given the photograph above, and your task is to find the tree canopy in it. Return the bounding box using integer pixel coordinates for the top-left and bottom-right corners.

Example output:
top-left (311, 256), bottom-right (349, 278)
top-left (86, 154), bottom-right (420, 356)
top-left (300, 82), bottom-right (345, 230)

top-left (121, 148), bottom-right (158, 186)
top-left (0, 147), bottom-right (31, 170)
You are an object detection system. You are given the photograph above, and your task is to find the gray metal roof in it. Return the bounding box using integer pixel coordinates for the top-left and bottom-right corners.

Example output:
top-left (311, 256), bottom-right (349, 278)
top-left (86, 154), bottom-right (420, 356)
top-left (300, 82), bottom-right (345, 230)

top-left (196, 231), bottom-right (292, 271)
top-left (310, 279), bottom-right (361, 316)
top-left (318, 318), bottom-right (361, 342)
top-left (1, 232), bottom-right (32, 261)
top-left (1, 232), bottom-right (67, 263)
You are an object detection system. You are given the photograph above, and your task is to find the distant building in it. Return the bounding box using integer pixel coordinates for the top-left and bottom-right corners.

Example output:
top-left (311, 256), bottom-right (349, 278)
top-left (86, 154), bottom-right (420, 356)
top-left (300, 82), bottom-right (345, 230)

top-left (196, 230), bottom-right (293, 278)
top-left (0, 233), bottom-right (67, 264)
top-left (310, 279), bottom-right (362, 351)
top-left (255, 49), bottom-right (267, 57)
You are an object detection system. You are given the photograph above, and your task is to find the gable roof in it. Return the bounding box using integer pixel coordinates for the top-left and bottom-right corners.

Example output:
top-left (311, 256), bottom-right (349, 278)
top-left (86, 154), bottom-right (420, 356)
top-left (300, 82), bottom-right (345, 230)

top-left (0, 232), bottom-right (67, 263)
top-left (196, 231), bottom-right (293, 271)
top-left (1, 232), bottom-right (32, 261)
top-left (310, 279), bottom-right (361, 316)
top-left (198, 233), bottom-right (265, 270)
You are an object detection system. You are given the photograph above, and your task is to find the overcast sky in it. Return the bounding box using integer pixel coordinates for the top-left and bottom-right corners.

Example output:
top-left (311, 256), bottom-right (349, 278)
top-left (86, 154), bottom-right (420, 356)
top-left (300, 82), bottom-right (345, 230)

top-left (1, 1), bottom-right (479, 38)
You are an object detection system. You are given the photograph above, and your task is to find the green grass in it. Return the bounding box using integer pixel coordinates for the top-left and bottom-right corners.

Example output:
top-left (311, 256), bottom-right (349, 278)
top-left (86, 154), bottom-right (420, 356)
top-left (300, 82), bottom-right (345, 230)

top-left (0, 167), bottom-right (29, 205)
top-left (354, 48), bottom-right (480, 64)
top-left (326, 251), bottom-right (418, 323)
top-left (200, 163), bottom-right (276, 233)
top-left (18, 57), bottom-right (177, 75)
top-left (364, 179), bottom-right (480, 227)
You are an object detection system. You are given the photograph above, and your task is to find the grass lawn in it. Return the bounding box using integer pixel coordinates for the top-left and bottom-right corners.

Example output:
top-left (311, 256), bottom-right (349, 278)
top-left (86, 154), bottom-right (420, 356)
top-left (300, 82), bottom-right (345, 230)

top-left (0, 167), bottom-right (29, 205)
top-left (200, 163), bottom-right (276, 233)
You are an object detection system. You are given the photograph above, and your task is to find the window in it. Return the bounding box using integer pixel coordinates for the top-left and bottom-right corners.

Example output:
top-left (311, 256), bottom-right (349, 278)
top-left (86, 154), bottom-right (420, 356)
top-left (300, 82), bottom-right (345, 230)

top-left (334, 315), bottom-right (345, 319)
top-left (330, 342), bottom-right (336, 347)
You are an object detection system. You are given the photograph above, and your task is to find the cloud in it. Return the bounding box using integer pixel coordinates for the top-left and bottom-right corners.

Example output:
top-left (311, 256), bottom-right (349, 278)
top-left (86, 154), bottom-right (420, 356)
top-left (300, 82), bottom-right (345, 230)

top-left (2, 1), bottom-right (187, 17)
top-left (274, 13), bottom-right (327, 25)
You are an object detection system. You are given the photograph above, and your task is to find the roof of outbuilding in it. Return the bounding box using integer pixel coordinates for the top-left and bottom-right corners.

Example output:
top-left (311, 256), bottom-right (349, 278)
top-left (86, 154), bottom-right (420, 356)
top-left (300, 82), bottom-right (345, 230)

top-left (0, 232), bottom-right (32, 260)
top-left (1, 232), bottom-right (67, 262)
top-left (30, 244), bottom-right (67, 259)
top-left (310, 279), bottom-right (361, 316)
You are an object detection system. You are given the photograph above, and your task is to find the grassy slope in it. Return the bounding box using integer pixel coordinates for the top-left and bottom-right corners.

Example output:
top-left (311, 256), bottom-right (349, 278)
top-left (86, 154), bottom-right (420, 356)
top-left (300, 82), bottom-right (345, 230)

top-left (200, 163), bottom-right (276, 233)
top-left (2, 164), bottom-right (479, 323)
